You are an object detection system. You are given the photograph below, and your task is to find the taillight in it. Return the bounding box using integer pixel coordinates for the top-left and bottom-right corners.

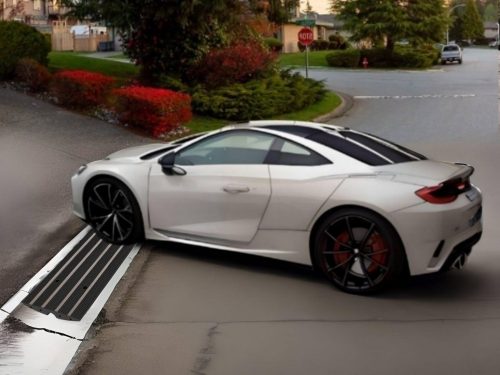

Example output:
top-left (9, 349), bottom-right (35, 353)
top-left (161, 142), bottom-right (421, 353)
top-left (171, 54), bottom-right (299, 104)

top-left (416, 177), bottom-right (471, 204)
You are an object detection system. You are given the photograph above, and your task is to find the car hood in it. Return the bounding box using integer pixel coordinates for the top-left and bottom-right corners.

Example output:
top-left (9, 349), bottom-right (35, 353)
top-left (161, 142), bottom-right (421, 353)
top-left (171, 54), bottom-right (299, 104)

top-left (106, 143), bottom-right (173, 160)
top-left (375, 160), bottom-right (473, 185)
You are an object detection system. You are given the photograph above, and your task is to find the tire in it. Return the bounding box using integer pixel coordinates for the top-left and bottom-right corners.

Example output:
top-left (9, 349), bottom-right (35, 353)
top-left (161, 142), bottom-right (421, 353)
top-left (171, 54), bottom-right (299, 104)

top-left (441, 60), bottom-right (446, 65)
top-left (84, 176), bottom-right (144, 244)
top-left (312, 208), bottom-right (406, 294)
top-left (458, 59), bottom-right (462, 64)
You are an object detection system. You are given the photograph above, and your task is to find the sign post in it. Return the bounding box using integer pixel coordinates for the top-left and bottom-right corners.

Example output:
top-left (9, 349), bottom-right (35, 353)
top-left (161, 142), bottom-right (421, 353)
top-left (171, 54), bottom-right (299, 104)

top-left (298, 27), bottom-right (313, 78)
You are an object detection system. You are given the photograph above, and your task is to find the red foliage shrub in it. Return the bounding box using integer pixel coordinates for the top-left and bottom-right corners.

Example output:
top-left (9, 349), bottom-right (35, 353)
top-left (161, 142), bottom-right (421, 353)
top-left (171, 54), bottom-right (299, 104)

top-left (191, 41), bottom-right (277, 88)
top-left (50, 70), bottom-right (114, 109)
top-left (113, 86), bottom-right (192, 137)
top-left (15, 58), bottom-right (51, 92)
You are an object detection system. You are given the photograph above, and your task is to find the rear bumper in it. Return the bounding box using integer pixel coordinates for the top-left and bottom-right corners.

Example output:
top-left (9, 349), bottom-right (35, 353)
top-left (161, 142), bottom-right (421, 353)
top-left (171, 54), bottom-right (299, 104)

top-left (391, 186), bottom-right (482, 275)
top-left (440, 232), bottom-right (482, 272)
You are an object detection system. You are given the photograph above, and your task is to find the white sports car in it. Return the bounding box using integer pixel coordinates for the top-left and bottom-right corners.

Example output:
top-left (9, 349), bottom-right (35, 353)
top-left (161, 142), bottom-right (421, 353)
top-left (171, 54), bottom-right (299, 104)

top-left (71, 121), bottom-right (483, 293)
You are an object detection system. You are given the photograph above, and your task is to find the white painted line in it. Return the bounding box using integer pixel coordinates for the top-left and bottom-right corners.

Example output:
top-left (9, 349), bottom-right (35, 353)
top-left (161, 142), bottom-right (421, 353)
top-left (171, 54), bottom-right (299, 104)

top-left (55, 243), bottom-right (113, 311)
top-left (68, 245), bottom-right (123, 317)
top-left (0, 226), bottom-right (142, 375)
top-left (0, 227), bottom-right (91, 321)
top-left (27, 232), bottom-right (96, 306)
top-left (354, 94), bottom-right (477, 100)
top-left (42, 239), bottom-right (104, 309)
top-left (0, 309), bottom-right (9, 322)
top-left (13, 243), bottom-right (142, 339)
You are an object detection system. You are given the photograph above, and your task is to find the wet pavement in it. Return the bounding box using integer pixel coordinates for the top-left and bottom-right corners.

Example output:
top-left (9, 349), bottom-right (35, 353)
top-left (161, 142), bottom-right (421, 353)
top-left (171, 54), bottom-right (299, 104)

top-left (0, 87), bottom-right (149, 306)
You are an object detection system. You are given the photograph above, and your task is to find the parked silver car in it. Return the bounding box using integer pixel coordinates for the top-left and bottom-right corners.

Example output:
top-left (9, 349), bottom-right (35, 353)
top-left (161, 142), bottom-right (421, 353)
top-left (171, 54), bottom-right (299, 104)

top-left (441, 44), bottom-right (462, 65)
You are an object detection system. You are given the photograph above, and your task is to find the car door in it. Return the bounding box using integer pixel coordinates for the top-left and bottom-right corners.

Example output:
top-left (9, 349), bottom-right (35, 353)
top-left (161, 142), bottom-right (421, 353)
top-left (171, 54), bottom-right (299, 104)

top-left (148, 130), bottom-right (274, 243)
top-left (259, 138), bottom-right (343, 230)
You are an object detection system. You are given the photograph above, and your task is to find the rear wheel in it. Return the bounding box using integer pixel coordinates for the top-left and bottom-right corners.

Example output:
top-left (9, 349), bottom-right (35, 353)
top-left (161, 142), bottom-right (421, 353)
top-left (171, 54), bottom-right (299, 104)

top-left (85, 177), bottom-right (143, 244)
top-left (313, 208), bottom-right (405, 294)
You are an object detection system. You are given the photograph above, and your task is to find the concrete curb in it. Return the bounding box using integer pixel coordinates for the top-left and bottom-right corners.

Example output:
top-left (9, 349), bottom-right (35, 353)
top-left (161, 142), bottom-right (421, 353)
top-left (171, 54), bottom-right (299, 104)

top-left (314, 91), bottom-right (354, 123)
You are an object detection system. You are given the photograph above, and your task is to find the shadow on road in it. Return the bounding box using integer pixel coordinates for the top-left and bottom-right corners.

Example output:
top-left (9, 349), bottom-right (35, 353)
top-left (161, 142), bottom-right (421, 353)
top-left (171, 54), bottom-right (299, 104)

top-left (151, 240), bottom-right (490, 301)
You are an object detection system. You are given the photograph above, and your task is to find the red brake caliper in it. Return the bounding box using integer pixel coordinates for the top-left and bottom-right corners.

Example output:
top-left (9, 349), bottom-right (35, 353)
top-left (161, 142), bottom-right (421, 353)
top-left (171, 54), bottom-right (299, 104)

top-left (366, 232), bottom-right (388, 272)
top-left (332, 231), bottom-right (351, 265)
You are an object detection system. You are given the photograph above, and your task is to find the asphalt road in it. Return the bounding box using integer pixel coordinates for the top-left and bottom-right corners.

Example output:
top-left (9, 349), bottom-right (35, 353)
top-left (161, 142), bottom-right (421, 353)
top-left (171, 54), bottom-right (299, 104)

top-left (310, 47), bottom-right (498, 143)
top-left (0, 90), bottom-right (149, 305)
top-left (78, 48), bottom-right (500, 374)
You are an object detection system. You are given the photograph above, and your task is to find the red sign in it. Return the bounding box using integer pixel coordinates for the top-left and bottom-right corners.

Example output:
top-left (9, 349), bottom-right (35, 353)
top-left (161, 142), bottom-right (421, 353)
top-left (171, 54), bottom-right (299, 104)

top-left (298, 27), bottom-right (314, 46)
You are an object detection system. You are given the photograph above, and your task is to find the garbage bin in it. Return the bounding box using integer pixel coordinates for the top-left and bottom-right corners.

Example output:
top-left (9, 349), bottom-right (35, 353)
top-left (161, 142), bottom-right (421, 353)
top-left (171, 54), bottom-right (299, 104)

top-left (97, 41), bottom-right (114, 52)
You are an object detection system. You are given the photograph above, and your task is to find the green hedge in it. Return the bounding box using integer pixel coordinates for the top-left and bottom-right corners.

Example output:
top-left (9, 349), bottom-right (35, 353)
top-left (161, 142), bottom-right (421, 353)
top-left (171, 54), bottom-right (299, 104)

top-left (0, 21), bottom-right (50, 79)
top-left (363, 47), bottom-right (436, 68)
top-left (192, 70), bottom-right (326, 121)
top-left (325, 49), bottom-right (361, 67)
top-left (263, 37), bottom-right (283, 52)
top-left (326, 46), bottom-right (438, 69)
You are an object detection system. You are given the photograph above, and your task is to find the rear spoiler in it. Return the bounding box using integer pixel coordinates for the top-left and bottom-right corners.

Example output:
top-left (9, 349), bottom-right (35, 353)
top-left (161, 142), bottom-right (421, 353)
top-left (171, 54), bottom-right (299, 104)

top-left (450, 163), bottom-right (474, 180)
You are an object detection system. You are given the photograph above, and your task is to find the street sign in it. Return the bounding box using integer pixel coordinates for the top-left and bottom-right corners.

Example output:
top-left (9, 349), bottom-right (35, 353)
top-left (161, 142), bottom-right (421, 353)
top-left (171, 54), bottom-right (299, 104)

top-left (298, 27), bottom-right (314, 47)
top-left (295, 18), bottom-right (316, 27)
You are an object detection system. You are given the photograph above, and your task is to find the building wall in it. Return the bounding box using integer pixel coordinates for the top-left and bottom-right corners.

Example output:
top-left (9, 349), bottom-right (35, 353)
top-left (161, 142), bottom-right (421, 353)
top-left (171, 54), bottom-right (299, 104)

top-left (484, 28), bottom-right (498, 39)
top-left (1, 0), bottom-right (62, 22)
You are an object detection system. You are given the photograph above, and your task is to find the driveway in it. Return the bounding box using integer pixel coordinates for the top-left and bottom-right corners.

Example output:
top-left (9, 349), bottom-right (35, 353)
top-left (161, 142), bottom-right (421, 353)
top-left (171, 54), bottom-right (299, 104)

top-left (0, 88), bottom-right (149, 305)
top-left (76, 48), bottom-right (500, 374)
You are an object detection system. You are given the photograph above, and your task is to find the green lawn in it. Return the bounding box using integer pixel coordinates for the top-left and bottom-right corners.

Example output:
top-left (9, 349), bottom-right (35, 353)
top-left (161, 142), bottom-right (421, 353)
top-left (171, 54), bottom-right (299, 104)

top-left (48, 52), bottom-right (139, 79)
top-left (186, 116), bottom-right (229, 134)
top-left (279, 51), bottom-right (332, 67)
top-left (272, 92), bottom-right (341, 121)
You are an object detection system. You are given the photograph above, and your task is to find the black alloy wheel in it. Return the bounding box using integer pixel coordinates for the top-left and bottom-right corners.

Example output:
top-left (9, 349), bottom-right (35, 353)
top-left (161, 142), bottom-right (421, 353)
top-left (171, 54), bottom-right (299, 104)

top-left (85, 177), bottom-right (143, 244)
top-left (314, 208), bottom-right (405, 294)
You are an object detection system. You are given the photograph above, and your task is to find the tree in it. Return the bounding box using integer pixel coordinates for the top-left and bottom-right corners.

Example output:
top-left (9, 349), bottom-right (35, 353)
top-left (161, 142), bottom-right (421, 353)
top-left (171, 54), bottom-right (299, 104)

top-left (461, 0), bottom-right (485, 41)
top-left (406, 0), bottom-right (449, 46)
top-left (265, 0), bottom-right (300, 25)
top-left (332, 0), bottom-right (451, 50)
top-left (61, 0), bottom-right (244, 81)
top-left (482, 3), bottom-right (497, 21)
top-left (305, 1), bottom-right (313, 16)
top-left (331, 0), bottom-right (408, 51)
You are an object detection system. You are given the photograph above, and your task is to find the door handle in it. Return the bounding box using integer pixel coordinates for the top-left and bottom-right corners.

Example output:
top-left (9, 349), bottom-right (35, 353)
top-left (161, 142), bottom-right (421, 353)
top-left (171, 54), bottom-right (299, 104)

top-left (223, 185), bottom-right (250, 194)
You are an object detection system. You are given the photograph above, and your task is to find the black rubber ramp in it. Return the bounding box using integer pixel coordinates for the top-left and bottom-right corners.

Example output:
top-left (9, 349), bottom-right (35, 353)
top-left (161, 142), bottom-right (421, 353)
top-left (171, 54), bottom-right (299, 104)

top-left (23, 230), bottom-right (135, 321)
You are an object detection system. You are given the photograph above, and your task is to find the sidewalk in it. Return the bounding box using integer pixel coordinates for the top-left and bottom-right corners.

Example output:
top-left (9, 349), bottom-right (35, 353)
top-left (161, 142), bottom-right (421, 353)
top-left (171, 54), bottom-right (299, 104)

top-left (80, 51), bottom-right (133, 64)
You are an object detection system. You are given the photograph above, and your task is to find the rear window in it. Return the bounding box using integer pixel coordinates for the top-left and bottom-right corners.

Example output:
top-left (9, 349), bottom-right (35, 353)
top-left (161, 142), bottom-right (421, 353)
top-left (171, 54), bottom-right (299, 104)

top-left (339, 131), bottom-right (426, 163)
top-left (443, 45), bottom-right (459, 51)
top-left (261, 125), bottom-right (426, 165)
top-left (307, 132), bottom-right (391, 166)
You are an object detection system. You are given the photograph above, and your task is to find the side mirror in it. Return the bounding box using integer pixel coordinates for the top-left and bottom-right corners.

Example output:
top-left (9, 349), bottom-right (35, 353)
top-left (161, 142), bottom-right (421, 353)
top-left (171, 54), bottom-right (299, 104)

top-left (159, 153), bottom-right (186, 176)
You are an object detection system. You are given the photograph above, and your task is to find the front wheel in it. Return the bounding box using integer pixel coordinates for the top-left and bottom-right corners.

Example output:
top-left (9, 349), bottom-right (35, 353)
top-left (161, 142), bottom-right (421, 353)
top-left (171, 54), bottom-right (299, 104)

top-left (85, 177), bottom-right (144, 244)
top-left (313, 208), bottom-right (406, 294)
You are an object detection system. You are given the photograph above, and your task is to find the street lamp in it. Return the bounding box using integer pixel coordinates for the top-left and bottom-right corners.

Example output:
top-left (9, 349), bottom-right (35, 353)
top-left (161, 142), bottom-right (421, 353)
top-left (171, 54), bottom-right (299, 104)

top-left (496, 22), bottom-right (499, 48)
top-left (447, 3), bottom-right (466, 44)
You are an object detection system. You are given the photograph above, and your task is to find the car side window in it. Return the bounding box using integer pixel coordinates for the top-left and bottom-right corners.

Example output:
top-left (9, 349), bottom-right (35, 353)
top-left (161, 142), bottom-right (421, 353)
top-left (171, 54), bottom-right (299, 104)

top-left (175, 130), bottom-right (276, 165)
top-left (268, 139), bottom-right (331, 166)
